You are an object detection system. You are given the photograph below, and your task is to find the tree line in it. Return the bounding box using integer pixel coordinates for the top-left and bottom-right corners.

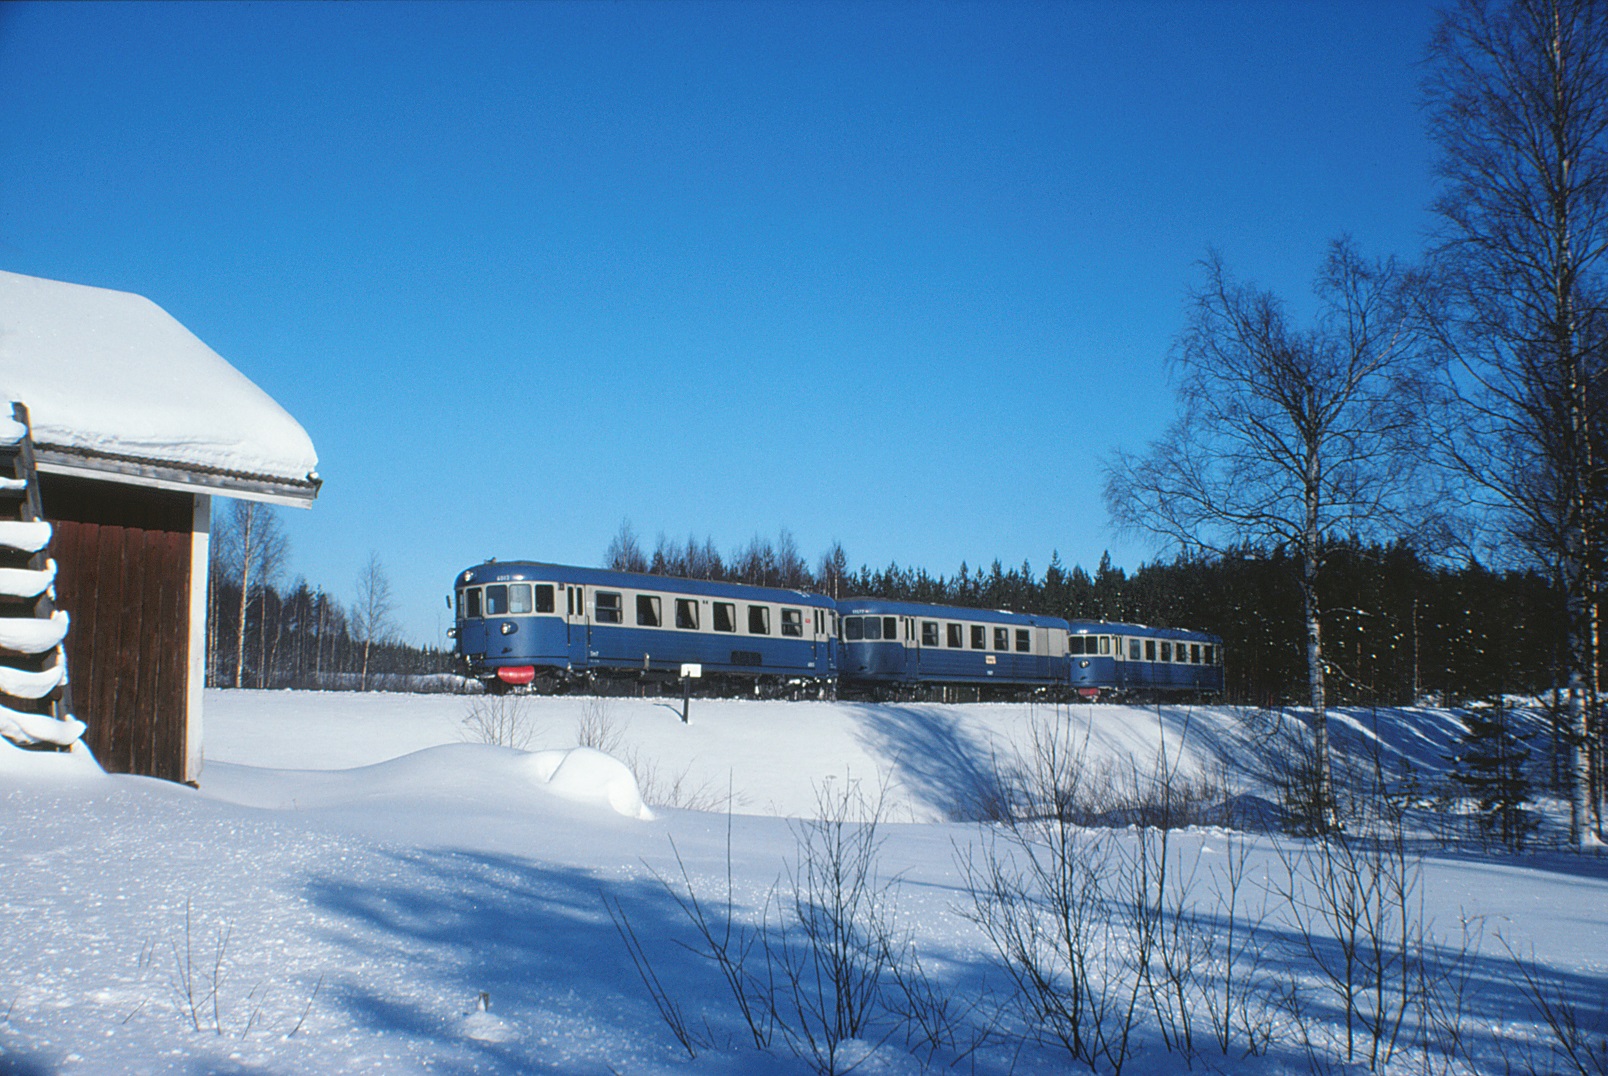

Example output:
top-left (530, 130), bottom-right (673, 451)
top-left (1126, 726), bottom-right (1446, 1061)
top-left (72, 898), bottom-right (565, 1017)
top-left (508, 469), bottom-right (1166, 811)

top-left (605, 523), bottom-right (1568, 708)
top-left (204, 501), bottom-right (451, 691)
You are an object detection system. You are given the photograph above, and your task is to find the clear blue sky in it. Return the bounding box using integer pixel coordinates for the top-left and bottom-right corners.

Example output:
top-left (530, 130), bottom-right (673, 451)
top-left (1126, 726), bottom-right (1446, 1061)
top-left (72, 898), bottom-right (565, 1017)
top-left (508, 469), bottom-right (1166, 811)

top-left (1, 1), bottom-right (1441, 645)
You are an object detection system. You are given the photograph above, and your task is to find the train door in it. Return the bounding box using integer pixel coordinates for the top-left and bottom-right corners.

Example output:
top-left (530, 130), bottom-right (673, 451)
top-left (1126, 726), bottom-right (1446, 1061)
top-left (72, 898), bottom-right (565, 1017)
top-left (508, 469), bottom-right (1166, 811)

top-left (564, 584), bottom-right (589, 669)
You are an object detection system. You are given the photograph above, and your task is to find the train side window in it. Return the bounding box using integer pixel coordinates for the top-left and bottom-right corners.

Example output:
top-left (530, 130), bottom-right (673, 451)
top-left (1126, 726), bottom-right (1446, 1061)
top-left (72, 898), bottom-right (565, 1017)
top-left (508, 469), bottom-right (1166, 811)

top-left (508, 584), bottom-right (533, 615)
top-left (921, 621), bottom-right (940, 646)
top-left (883, 616), bottom-right (897, 640)
top-left (844, 616), bottom-right (865, 640)
top-left (535, 585), bottom-right (555, 613)
top-left (1145, 639), bottom-right (1156, 661)
top-left (637, 594), bottom-right (662, 627)
top-left (1180, 644), bottom-right (1192, 663)
top-left (1191, 643), bottom-right (1201, 664)
top-left (971, 625), bottom-right (986, 649)
top-left (1100, 636), bottom-right (1112, 655)
top-left (781, 608), bottom-right (804, 637)
top-left (1160, 641), bottom-right (1171, 662)
top-left (947, 623), bottom-right (963, 647)
top-left (1017, 629), bottom-right (1031, 652)
top-left (596, 591), bottom-right (623, 624)
top-left (1204, 644), bottom-right (1215, 665)
top-left (676, 599), bottom-right (699, 630)
top-left (485, 585), bottom-right (509, 616)
top-left (748, 605), bottom-right (770, 635)
top-left (1129, 639), bottom-right (1142, 660)
top-left (994, 627), bottom-right (1008, 650)
top-left (455, 590), bottom-right (466, 619)
top-left (713, 602), bottom-right (736, 632)
top-left (465, 587), bottom-right (482, 619)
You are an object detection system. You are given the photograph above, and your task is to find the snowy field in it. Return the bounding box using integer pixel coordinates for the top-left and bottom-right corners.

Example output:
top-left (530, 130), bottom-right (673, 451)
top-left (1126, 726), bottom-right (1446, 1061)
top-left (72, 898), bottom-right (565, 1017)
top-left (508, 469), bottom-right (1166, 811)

top-left (2, 690), bottom-right (1605, 1074)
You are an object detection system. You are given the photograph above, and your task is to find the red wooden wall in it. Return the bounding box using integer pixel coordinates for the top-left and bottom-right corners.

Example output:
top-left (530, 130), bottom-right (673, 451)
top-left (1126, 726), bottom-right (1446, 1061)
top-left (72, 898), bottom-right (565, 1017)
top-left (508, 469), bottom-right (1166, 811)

top-left (41, 474), bottom-right (193, 782)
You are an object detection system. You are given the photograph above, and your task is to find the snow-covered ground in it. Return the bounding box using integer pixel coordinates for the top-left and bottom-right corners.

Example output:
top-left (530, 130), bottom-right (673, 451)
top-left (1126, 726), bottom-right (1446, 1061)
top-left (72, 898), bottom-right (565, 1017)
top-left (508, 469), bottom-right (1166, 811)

top-left (2, 690), bottom-right (1604, 1074)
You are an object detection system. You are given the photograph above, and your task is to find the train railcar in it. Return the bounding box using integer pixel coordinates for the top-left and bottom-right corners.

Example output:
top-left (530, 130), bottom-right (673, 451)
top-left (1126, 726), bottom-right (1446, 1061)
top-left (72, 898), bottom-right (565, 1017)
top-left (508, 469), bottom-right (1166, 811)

top-left (837, 598), bottom-right (1072, 698)
top-left (452, 561), bottom-right (838, 694)
top-left (1067, 620), bottom-right (1224, 698)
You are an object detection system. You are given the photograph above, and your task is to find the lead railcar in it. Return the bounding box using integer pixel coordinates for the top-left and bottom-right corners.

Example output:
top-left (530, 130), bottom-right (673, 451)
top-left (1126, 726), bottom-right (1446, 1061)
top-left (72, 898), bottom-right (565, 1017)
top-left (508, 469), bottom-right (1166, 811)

top-left (453, 561), bottom-right (838, 695)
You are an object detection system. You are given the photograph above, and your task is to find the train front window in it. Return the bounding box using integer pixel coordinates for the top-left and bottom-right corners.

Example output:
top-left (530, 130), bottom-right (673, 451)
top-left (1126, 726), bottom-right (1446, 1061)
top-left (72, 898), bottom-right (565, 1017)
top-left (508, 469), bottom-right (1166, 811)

top-left (844, 617), bottom-right (865, 640)
top-left (1069, 636), bottom-right (1084, 655)
top-left (596, 591), bottom-right (623, 623)
top-left (536, 585), bottom-right (555, 613)
top-left (781, 608), bottom-right (803, 637)
top-left (713, 602), bottom-right (736, 632)
top-left (862, 616), bottom-right (881, 640)
top-left (676, 599), bottom-right (699, 629)
top-left (921, 621), bottom-right (940, 646)
top-left (1100, 636), bottom-right (1112, 655)
top-left (485, 585), bottom-right (509, 616)
top-left (1017, 629), bottom-right (1031, 652)
top-left (464, 588), bottom-right (482, 619)
top-left (508, 584), bottom-right (533, 615)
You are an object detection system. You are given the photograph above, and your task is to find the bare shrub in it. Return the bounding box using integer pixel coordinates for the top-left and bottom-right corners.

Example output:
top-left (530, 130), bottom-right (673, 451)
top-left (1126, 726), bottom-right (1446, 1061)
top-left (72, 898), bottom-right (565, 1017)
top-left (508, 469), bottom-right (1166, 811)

top-left (1500, 938), bottom-right (1608, 1076)
top-left (575, 696), bottom-right (625, 755)
top-left (461, 692), bottom-right (539, 750)
top-left (614, 779), bottom-right (978, 1075)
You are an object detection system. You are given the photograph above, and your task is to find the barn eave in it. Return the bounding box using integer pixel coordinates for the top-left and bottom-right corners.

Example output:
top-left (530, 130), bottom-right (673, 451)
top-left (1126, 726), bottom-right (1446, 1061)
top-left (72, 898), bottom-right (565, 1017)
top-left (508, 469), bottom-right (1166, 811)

top-left (34, 443), bottom-right (320, 508)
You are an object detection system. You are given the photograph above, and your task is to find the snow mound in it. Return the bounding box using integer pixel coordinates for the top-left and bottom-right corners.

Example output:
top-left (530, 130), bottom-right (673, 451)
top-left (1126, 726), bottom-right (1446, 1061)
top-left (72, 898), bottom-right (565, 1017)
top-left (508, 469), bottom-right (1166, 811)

top-left (525, 746), bottom-right (653, 821)
top-left (204, 742), bottom-right (653, 821)
top-left (0, 734), bottom-right (102, 778)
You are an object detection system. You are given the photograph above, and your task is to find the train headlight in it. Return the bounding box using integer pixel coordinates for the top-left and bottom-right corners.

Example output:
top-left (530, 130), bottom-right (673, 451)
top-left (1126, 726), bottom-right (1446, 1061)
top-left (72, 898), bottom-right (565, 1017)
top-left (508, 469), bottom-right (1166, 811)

top-left (500, 622), bottom-right (517, 635)
top-left (1079, 660), bottom-right (1090, 668)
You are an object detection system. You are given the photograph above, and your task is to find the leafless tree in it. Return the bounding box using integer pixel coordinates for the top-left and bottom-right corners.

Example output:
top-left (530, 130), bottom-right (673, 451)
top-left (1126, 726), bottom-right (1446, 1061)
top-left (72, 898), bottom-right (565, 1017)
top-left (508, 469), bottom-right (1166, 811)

top-left (1423, 0), bottom-right (1608, 846)
top-left (352, 552), bottom-right (395, 692)
top-left (219, 500), bottom-right (288, 690)
top-left (1105, 241), bottom-right (1428, 833)
top-left (604, 519), bottom-right (649, 573)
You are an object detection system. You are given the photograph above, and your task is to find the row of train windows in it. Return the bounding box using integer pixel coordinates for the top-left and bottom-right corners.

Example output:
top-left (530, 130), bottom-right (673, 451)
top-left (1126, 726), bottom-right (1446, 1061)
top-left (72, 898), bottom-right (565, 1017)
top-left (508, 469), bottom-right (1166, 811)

top-left (598, 593), bottom-right (808, 637)
top-left (844, 616), bottom-right (1034, 653)
top-left (1069, 635), bottom-right (1218, 665)
top-left (460, 585), bottom-right (813, 637)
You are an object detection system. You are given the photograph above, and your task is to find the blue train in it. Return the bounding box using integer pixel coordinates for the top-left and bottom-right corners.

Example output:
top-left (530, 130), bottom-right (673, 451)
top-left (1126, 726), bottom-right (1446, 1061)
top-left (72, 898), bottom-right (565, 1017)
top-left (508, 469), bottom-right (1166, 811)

top-left (451, 561), bottom-right (1223, 699)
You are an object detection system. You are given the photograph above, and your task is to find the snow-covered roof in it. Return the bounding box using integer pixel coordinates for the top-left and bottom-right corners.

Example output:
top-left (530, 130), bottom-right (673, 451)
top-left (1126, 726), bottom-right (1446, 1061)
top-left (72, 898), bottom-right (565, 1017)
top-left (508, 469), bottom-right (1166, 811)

top-left (0, 269), bottom-right (319, 505)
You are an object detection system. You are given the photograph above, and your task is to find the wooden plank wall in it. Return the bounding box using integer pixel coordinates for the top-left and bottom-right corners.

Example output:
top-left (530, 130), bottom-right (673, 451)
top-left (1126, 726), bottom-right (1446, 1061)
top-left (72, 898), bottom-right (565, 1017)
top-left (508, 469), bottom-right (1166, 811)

top-left (41, 474), bottom-right (193, 782)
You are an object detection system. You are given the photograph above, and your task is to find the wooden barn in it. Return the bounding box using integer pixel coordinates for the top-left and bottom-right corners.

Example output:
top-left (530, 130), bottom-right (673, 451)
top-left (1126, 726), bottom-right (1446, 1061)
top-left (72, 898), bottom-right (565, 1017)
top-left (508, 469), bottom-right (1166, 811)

top-left (0, 269), bottom-right (319, 782)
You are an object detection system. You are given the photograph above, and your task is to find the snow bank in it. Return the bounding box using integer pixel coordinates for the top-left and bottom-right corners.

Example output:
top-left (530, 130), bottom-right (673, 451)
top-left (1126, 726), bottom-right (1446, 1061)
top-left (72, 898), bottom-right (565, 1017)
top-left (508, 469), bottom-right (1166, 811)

top-left (0, 732), bottom-right (100, 777)
top-left (0, 519), bottom-right (51, 552)
top-left (0, 269), bottom-right (317, 482)
top-left (205, 741), bottom-right (652, 821)
top-left (0, 559), bottom-right (55, 599)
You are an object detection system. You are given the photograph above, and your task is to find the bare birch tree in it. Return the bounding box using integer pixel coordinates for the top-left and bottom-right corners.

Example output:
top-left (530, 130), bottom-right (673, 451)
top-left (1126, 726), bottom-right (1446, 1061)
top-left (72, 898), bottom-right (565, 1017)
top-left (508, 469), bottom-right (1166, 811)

top-left (222, 500), bottom-right (287, 690)
top-left (1105, 241), bottom-right (1427, 832)
top-left (353, 552), bottom-right (395, 692)
top-left (1424, 0), bottom-right (1608, 846)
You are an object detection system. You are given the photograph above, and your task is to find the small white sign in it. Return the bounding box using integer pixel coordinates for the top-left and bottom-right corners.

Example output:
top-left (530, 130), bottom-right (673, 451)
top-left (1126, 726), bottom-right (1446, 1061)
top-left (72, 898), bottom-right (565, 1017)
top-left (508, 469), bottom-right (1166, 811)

top-left (680, 663), bottom-right (703, 679)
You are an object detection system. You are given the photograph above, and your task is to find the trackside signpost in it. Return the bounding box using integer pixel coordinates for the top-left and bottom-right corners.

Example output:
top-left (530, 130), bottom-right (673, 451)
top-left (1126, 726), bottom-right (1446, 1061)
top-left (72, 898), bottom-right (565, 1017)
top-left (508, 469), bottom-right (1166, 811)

top-left (679, 663), bottom-right (701, 724)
